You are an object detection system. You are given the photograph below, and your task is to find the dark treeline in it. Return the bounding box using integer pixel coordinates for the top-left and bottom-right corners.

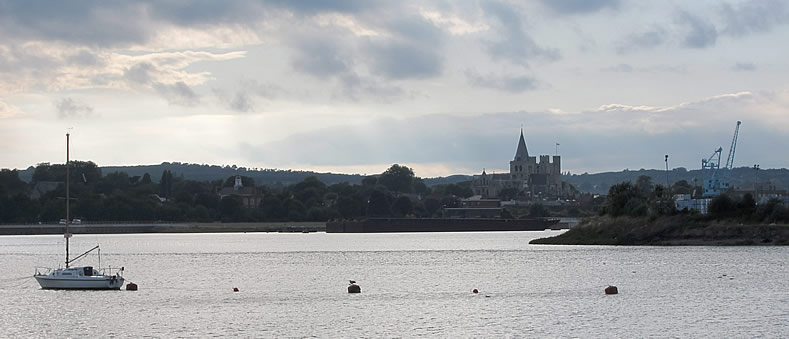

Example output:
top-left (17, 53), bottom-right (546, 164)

top-left (0, 163), bottom-right (475, 224)
top-left (601, 175), bottom-right (788, 224)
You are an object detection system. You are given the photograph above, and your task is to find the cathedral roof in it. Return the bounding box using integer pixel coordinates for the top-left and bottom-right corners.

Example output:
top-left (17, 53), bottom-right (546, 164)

top-left (514, 129), bottom-right (529, 161)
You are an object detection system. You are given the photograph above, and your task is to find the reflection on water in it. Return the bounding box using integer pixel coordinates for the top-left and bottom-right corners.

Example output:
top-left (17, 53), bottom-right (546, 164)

top-left (1, 231), bottom-right (787, 337)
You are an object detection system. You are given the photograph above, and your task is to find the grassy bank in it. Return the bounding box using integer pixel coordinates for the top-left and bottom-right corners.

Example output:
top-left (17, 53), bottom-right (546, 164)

top-left (529, 215), bottom-right (789, 245)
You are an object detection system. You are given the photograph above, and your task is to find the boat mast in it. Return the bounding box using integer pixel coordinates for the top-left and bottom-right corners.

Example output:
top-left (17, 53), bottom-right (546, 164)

top-left (65, 132), bottom-right (70, 268)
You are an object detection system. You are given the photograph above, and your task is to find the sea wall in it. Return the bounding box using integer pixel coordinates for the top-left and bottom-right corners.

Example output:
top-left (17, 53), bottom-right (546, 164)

top-left (0, 222), bottom-right (324, 235)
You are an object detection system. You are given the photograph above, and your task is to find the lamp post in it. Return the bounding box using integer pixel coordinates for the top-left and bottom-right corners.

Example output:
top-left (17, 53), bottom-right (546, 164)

top-left (664, 155), bottom-right (670, 192)
top-left (753, 164), bottom-right (760, 203)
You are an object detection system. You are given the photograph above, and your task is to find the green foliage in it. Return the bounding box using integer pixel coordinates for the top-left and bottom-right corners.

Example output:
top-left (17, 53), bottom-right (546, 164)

top-left (391, 196), bottom-right (413, 217)
top-left (378, 164), bottom-right (415, 193)
top-left (528, 203), bottom-right (549, 217)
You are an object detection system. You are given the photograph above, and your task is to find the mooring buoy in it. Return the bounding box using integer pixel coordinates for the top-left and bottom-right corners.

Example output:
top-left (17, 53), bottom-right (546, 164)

top-left (605, 285), bottom-right (618, 295)
top-left (472, 289), bottom-right (479, 294)
top-left (126, 282), bottom-right (138, 291)
top-left (348, 280), bottom-right (361, 293)
top-left (233, 287), bottom-right (239, 292)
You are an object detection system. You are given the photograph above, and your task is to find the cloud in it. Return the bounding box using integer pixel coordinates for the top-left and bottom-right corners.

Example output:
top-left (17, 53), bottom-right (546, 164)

top-left (0, 100), bottom-right (23, 119)
top-left (616, 27), bottom-right (667, 54)
top-left (289, 35), bottom-right (353, 79)
top-left (153, 82), bottom-right (200, 106)
top-left (239, 90), bottom-right (789, 174)
top-left (214, 88), bottom-right (255, 113)
top-left (54, 98), bottom-right (95, 119)
top-left (465, 70), bottom-right (538, 93)
top-left (363, 15), bottom-right (445, 80)
top-left (719, 0), bottom-right (789, 37)
top-left (601, 63), bottom-right (633, 72)
top-left (539, 0), bottom-right (620, 14)
top-left (731, 62), bottom-right (756, 72)
top-left (676, 11), bottom-right (718, 48)
top-left (481, 1), bottom-right (559, 67)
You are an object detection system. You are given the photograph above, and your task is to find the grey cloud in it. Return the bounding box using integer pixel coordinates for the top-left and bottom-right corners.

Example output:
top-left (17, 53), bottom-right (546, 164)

top-left (153, 81), bottom-right (200, 106)
top-left (720, 0), bottom-right (789, 37)
top-left (337, 73), bottom-right (405, 102)
top-left (616, 28), bottom-right (667, 54)
top-left (54, 98), bottom-right (95, 119)
top-left (731, 62), bottom-right (756, 72)
top-left (290, 37), bottom-right (352, 79)
top-left (124, 63), bottom-right (155, 84)
top-left (213, 88), bottom-right (255, 113)
top-left (366, 42), bottom-right (443, 80)
top-left (540, 0), bottom-right (620, 14)
top-left (465, 70), bottom-right (537, 93)
top-left (482, 1), bottom-right (559, 67)
top-left (66, 50), bottom-right (104, 67)
top-left (0, 2), bottom-right (152, 47)
top-left (265, 0), bottom-right (383, 15)
top-left (228, 92), bottom-right (254, 112)
top-left (676, 11), bottom-right (718, 48)
top-left (601, 63), bottom-right (633, 72)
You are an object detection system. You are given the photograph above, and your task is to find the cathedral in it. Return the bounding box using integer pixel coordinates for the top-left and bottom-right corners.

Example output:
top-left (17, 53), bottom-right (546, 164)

top-left (471, 130), bottom-right (563, 198)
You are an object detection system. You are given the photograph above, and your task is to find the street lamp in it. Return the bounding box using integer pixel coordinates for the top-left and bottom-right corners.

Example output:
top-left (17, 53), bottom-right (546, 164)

top-left (664, 155), bottom-right (670, 191)
top-left (753, 164), bottom-right (760, 202)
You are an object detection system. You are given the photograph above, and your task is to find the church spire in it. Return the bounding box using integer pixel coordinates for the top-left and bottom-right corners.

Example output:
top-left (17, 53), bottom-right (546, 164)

top-left (514, 129), bottom-right (529, 161)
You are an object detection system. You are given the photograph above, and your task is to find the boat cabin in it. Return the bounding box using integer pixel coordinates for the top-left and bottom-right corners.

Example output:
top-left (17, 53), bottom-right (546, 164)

top-left (53, 266), bottom-right (98, 277)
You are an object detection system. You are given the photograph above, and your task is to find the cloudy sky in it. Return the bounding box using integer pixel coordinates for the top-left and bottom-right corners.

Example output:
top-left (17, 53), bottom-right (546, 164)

top-left (1, 0), bottom-right (788, 177)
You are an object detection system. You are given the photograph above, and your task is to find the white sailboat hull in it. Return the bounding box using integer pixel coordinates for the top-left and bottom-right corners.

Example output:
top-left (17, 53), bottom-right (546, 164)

top-left (34, 267), bottom-right (124, 290)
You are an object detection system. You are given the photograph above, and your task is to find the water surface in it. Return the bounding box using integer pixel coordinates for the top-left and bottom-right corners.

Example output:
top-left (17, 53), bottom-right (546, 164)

top-left (1, 231), bottom-right (786, 337)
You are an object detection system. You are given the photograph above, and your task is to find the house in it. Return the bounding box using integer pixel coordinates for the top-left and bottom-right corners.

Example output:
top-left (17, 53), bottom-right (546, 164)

top-left (217, 175), bottom-right (263, 209)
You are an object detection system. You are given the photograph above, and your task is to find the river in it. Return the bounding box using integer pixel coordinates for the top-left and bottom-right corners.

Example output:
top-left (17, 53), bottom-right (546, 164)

top-left (1, 231), bottom-right (786, 337)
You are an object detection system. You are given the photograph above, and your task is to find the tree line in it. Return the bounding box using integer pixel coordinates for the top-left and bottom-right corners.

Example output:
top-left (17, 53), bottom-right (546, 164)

top-left (0, 163), bottom-right (476, 224)
top-left (601, 175), bottom-right (788, 223)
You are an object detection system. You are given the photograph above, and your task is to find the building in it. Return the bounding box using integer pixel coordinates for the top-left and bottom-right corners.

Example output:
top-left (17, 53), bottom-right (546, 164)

top-left (217, 175), bottom-right (263, 209)
top-left (471, 130), bottom-right (563, 199)
top-left (443, 196), bottom-right (503, 219)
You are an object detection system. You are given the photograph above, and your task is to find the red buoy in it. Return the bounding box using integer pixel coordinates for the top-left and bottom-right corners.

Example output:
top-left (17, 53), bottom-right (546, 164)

top-left (605, 285), bottom-right (618, 295)
top-left (233, 287), bottom-right (239, 292)
top-left (472, 289), bottom-right (479, 294)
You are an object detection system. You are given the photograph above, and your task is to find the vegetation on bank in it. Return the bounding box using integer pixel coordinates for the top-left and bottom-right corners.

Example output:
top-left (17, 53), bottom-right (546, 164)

top-left (0, 163), bottom-right (480, 224)
top-left (531, 175), bottom-right (789, 245)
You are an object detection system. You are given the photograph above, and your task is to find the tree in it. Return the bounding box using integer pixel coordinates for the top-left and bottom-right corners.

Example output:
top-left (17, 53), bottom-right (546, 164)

top-left (635, 175), bottom-right (653, 198)
top-left (391, 196), bottom-right (413, 217)
top-left (367, 189), bottom-right (392, 216)
top-left (219, 195), bottom-right (244, 221)
top-left (709, 194), bottom-right (734, 218)
top-left (159, 170), bottom-right (174, 198)
top-left (605, 182), bottom-right (644, 217)
top-left (529, 203), bottom-right (549, 217)
top-left (378, 164), bottom-right (415, 193)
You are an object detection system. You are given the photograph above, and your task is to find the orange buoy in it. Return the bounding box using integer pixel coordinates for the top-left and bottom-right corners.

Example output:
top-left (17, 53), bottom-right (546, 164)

top-left (126, 282), bottom-right (138, 291)
top-left (233, 287), bottom-right (239, 292)
top-left (472, 289), bottom-right (478, 294)
top-left (605, 285), bottom-right (618, 295)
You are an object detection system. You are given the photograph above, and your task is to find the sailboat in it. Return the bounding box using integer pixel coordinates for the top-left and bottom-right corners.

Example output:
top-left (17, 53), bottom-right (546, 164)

top-left (34, 133), bottom-right (125, 290)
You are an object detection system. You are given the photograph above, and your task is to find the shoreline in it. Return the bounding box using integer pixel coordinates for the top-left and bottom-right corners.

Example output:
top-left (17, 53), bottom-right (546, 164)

top-left (0, 222), bottom-right (325, 236)
top-left (529, 215), bottom-right (789, 246)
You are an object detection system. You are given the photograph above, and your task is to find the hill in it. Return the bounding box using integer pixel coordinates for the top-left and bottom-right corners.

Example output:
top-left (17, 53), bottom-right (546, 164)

top-left (16, 162), bottom-right (474, 187)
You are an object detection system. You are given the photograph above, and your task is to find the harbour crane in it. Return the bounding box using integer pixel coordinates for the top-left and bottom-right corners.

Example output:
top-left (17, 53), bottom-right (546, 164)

top-left (724, 121), bottom-right (742, 170)
top-left (702, 121), bottom-right (742, 197)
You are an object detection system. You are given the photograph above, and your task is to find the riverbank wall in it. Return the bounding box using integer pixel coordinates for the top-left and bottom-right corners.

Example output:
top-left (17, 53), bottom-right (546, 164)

top-left (0, 222), bottom-right (325, 236)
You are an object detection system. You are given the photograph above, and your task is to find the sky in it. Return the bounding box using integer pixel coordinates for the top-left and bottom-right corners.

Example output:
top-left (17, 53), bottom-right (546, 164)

top-left (1, 0), bottom-right (788, 178)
